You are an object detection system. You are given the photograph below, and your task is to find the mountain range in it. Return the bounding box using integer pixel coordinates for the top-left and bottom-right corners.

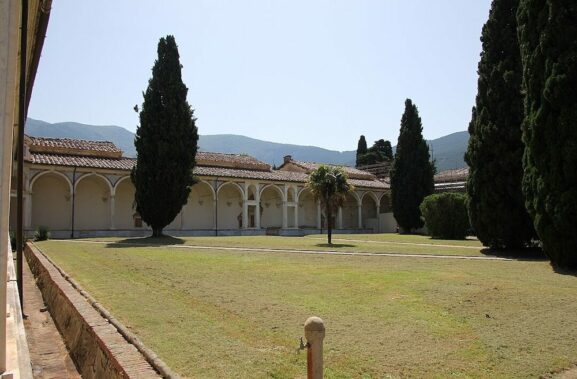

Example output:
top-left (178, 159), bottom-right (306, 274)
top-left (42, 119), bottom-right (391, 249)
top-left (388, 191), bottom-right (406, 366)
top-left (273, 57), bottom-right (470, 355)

top-left (25, 118), bottom-right (468, 172)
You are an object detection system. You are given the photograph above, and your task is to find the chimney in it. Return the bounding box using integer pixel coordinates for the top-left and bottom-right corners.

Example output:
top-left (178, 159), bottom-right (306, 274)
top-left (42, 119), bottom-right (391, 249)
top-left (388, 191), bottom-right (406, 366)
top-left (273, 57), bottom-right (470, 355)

top-left (283, 155), bottom-right (292, 164)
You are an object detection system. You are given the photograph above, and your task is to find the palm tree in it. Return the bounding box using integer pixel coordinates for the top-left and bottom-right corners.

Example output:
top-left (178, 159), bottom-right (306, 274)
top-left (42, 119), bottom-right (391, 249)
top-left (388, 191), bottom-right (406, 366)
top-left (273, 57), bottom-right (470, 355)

top-left (307, 165), bottom-right (353, 244)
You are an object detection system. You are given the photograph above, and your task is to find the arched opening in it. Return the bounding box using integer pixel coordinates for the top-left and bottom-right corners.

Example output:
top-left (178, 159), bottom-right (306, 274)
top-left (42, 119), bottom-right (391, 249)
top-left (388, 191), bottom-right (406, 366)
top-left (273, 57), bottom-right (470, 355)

top-left (217, 182), bottom-right (243, 230)
top-left (75, 174), bottom-right (111, 230)
top-left (260, 185), bottom-right (283, 228)
top-left (380, 194), bottom-right (392, 213)
top-left (31, 172), bottom-right (72, 231)
top-left (114, 177), bottom-right (136, 229)
top-left (341, 193), bottom-right (359, 229)
top-left (362, 194), bottom-right (378, 231)
top-left (183, 181), bottom-right (214, 229)
top-left (298, 189), bottom-right (317, 228)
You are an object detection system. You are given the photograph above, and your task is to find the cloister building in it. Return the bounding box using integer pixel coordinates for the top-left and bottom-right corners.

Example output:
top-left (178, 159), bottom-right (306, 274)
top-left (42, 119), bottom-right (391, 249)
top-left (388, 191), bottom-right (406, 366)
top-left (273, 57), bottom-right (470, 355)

top-left (10, 136), bottom-right (396, 238)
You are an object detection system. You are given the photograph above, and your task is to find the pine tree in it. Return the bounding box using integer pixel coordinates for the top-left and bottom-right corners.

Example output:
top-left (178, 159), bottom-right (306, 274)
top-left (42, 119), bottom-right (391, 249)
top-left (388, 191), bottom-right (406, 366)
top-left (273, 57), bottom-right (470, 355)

top-left (391, 99), bottom-right (435, 233)
top-left (517, 0), bottom-right (577, 268)
top-left (356, 135), bottom-right (368, 167)
top-left (465, 0), bottom-right (536, 249)
top-left (131, 35), bottom-right (199, 237)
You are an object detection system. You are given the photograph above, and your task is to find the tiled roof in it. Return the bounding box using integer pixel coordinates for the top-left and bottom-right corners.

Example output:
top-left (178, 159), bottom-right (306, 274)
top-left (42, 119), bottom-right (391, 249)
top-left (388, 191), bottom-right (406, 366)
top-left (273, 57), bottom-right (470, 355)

top-left (30, 153), bottom-right (136, 170)
top-left (194, 166), bottom-right (388, 189)
top-left (434, 167), bottom-right (469, 183)
top-left (280, 159), bottom-right (376, 180)
top-left (27, 136), bottom-right (122, 158)
top-left (196, 152), bottom-right (270, 171)
top-left (26, 136), bottom-right (387, 189)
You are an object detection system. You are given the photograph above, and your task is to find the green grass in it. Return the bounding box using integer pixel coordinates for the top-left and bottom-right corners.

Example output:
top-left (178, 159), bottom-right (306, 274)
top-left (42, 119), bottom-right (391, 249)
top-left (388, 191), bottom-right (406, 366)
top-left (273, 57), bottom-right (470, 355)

top-left (81, 233), bottom-right (486, 256)
top-left (35, 236), bottom-right (577, 379)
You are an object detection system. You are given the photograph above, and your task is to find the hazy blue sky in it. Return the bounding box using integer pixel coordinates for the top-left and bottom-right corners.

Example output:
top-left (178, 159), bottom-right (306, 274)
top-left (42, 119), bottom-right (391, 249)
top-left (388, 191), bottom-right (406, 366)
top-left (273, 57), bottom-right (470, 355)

top-left (29, 1), bottom-right (492, 151)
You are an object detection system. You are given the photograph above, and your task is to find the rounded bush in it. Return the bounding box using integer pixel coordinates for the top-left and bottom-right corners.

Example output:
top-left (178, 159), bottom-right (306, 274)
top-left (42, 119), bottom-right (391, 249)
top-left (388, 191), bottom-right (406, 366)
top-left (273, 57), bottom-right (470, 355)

top-left (420, 192), bottom-right (469, 239)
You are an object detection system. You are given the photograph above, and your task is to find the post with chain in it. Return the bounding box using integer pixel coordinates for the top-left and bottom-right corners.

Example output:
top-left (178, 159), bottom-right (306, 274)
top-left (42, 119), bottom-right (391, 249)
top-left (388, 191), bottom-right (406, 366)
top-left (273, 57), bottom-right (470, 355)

top-left (304, 316), bottom-right (325, 379)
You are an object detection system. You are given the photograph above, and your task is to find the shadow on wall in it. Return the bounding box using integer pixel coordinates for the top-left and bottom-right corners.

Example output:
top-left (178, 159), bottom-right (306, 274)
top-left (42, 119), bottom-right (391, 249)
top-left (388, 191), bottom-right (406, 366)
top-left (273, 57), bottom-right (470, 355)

top-left (105, 235), bottom-right (185, 248)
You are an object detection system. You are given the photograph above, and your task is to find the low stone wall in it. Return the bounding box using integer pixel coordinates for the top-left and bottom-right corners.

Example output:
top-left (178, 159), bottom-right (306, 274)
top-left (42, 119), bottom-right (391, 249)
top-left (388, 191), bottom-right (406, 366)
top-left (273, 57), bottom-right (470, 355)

top-left (24, 243), bottom-right (162, 379)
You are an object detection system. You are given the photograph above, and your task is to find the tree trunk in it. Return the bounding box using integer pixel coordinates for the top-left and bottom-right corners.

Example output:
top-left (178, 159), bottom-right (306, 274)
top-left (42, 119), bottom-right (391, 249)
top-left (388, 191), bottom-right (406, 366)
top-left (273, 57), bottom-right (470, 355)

top-left (152, 228), bottom-right (163, 238)
top-left (327, 206), bottom-right (332, 245)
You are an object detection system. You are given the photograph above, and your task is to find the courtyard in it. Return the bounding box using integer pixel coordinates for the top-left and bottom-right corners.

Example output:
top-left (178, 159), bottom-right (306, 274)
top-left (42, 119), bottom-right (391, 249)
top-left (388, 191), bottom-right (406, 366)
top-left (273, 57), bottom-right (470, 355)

top-left (32, 234), bottom-right (577, 378)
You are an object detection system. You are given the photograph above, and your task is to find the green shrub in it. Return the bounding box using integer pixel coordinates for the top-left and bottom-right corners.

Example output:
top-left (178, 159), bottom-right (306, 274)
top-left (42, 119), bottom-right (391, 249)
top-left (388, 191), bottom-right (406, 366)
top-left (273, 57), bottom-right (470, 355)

top-left (420, 193), bottom-right (469, 239)
top-left (34, 226), bottom-right (50, 241)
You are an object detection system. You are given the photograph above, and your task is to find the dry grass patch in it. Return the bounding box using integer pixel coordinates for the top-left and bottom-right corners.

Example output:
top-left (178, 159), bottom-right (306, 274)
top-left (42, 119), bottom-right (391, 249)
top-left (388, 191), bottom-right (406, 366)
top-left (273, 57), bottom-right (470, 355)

top-left (35, 238), bottom-right (577, 378)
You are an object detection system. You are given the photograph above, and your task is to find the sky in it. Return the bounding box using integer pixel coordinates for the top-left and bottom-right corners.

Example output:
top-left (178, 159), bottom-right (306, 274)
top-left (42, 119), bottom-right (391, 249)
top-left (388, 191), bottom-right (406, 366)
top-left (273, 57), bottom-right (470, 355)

top-left (28, 1), bottom-right (492, 152)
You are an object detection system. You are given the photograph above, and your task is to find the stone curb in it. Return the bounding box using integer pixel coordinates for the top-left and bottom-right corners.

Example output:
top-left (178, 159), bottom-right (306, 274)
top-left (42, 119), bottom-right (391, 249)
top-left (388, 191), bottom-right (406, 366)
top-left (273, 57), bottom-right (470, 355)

top-left (25, 242), bottom-right (180, 379)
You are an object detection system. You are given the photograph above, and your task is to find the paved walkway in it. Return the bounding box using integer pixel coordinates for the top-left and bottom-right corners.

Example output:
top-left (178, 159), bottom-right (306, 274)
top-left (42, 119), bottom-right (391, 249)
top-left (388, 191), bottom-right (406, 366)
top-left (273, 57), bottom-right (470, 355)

top-left (63, 239), bottom-right (513, 261)
top-left (23, 257), bottom-right (81, 379)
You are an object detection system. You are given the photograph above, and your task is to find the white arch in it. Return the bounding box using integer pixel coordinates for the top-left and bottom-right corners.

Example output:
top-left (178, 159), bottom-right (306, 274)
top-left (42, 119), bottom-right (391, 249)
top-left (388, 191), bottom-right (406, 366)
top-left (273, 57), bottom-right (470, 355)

top-left (198, 180), bottom-right (216, 200)
top-left (216, 181), bottom-right (244, 198)
top-left (74, 172), bottom-right (114, 194)
top-left (113, 175), bottom-right (132, 192)
top-left (30, 170), bottom-right (73, 194)
top-left (361, 191), bottom-right (379, 204)
top-left (259, 183), bottom-right (283, 199)
top-left (377, 192), bottom-right (390, 204)
top-left (348, 190), bottom-right (361, 205)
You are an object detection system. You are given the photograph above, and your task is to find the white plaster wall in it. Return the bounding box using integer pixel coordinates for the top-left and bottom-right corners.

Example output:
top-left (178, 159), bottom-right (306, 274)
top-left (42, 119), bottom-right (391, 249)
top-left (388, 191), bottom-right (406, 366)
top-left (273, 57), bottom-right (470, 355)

top-left (75, 176), bottom-right (110, 230)
top-left (298, 191), bottom-right (317, 228)
top-left (31, 174), bottom-right (72, 229)
top-left (260, 188), bottom-right (282, 228)
top-left (114, 179), bottom-right (136, 229)
top-left (217, 184), bottom-right (242, 229)
top-left (183, 182), bottom-right (214, 229)
top-left (379, 212), bottom-right (397, 233)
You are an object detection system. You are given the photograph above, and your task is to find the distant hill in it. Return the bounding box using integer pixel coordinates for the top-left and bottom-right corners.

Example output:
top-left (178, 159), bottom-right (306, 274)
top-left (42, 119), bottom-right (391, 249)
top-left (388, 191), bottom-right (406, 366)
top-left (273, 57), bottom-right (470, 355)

top-left (26, 118), bottom-right (468, 171)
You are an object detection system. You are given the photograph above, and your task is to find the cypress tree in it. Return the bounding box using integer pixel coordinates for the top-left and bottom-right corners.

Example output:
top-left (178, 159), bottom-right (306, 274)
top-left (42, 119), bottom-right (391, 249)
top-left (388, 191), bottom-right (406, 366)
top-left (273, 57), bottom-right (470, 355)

top-left (356, 135), bottom-right (368, 167)
top-left (465, 0), bottom-right (536, 249)
top-left (391, 99), bottom-right (435, 233)
top-left (131, 35), bottom-right (199, 237)
top-left (517, 0), bottom-right (577, 268)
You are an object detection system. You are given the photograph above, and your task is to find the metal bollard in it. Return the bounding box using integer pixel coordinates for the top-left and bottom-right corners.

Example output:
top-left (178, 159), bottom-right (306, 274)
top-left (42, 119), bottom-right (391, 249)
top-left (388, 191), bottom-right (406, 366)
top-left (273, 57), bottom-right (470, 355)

top-left (304, 316), bottom-right (325, 379)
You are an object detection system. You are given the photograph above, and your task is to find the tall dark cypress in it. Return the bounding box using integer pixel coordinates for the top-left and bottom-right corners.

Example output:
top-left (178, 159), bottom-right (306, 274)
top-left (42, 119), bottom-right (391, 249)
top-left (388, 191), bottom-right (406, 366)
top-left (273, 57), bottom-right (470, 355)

top-left (356, 135), bottom-right (368, 167)
top-left (465, 0), bottom-right (536, 249)
top-left (517, 0), bottom-right (577, 268)
top-left (131, 35), bottom-right (199, 237)
top-left (391, 99), bottom-right (435, 233)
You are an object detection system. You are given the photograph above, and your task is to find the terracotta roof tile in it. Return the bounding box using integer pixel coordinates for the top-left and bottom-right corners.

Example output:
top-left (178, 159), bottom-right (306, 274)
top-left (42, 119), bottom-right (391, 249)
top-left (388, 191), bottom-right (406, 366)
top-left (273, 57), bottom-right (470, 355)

top-left (285, 160), bottom-right (376, 180)
top-left (30, 153), bottom-right (135, 170)
top-left (196, 152), bottom-right (270, 171)
top-left (434, 168), bottom-right (469, 183)
top-left (27, 136), bottom-right (122, 158)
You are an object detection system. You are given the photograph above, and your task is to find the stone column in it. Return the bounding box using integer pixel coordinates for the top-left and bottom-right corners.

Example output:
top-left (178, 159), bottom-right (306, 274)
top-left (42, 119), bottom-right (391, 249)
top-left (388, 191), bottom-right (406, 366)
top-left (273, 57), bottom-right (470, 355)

top-left (109, 194), bottom-right (116, 230)
top-left (294, 205), bottom-right (299, 229)
top-left (282, 201), bottom-right (288, 229)
top-left (255, 187), bottom-right (261, 229)
top-left (376, 204), bottom-right (381, 233)
top-left (24, 191), bottom-right (32, 229)
top-left (357, 202), bottom-right (362, 229)
top-left (242, 197), bottom-right (248, 229)
top-left (337, 207), bottom-right (343, 229)
top-left (213, 199), bottom-right (217, 230)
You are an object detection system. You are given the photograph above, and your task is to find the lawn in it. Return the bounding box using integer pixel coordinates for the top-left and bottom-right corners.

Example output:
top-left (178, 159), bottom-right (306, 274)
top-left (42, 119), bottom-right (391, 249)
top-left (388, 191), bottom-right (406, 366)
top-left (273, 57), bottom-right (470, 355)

top-left (35, 235), bottom-right (577, 378)
top-left (82, 233), bottom-right (486, 257)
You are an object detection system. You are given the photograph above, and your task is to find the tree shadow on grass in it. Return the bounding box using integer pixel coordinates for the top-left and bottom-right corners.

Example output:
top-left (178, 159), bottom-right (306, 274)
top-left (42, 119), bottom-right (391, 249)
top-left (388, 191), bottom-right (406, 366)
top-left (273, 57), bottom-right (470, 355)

top-left (315, 243), bottom-right (356, 248)
top-left (105, 235), bottom-right (185, 248)
top-left (480, 247), bottom-right (547, 261)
